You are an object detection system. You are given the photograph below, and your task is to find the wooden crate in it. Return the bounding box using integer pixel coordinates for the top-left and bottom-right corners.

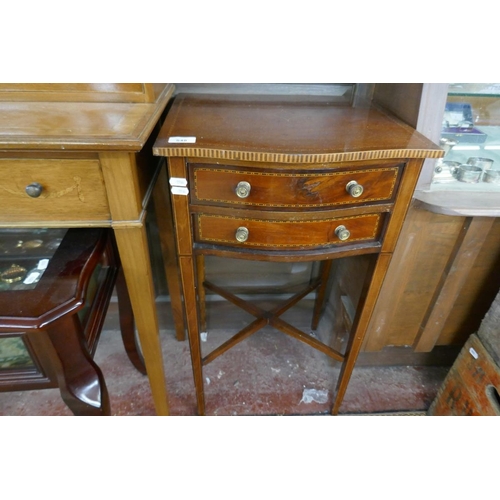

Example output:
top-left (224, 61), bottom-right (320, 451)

top-left (428, 334), bottom-right (500, 416)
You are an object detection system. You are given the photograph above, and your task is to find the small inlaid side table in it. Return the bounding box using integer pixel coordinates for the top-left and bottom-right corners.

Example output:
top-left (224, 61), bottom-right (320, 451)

top-left (153, 93), bottom-right (443, 415)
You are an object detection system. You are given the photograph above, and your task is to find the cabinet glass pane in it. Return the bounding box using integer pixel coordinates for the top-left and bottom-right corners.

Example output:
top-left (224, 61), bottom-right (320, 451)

top-left (433, 83), bottom-right (500, 190)
top-left (0, 228), bottom-right (67, 291)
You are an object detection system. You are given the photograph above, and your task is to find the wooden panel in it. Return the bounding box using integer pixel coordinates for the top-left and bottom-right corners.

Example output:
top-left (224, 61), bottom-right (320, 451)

top-left (0, 84), bottom-right (161, 103)
top-left (414, 217), bottom-right (496, 352)
top-left (438, 219), bottom-right (500, 346)
top-left (477, 287), bottom-right (500, 362)
top-left (191, 164), bottom-right (400, 209)
top-left (364, 201), bottom-right (500, 355)
top-left (428, 334), bottom-right (500, 416)
top-left (363, 201), bottom-right (466, 351)
top-left (196, 213), bottom-right (383, 250)
top-left (0, 158), bottom-right (110, 225)
top-left (373, 84), bottom-right (423, 128)
top-left (99, 153), bottom-right (143, 223)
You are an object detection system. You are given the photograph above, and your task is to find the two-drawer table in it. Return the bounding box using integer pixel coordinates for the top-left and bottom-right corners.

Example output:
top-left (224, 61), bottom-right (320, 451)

top-left (0, 83), bottom-right (179, 415)
top-left (153, 93), bottom-right (443, 415)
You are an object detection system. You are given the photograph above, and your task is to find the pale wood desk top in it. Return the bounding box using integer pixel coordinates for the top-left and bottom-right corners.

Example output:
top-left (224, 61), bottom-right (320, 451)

top-left (0, 83), bottom-right (174, 151)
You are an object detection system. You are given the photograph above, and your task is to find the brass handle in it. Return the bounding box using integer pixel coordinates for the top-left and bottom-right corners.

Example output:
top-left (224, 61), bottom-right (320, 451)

top-left (235, 181), bottom-right (251, 198)
top-left (25, 182), bottom-right (43, 198)
top-left (346, 180), bottom-right (363, 198)
top-left (235, 227), bottom-right (249, 242)
top-left (335, 225), bottom-right (350, 241)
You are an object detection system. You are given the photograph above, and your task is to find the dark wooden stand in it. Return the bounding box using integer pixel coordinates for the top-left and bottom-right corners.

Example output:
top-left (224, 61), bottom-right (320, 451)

top-left (0, 228), bottom-right (145, 416)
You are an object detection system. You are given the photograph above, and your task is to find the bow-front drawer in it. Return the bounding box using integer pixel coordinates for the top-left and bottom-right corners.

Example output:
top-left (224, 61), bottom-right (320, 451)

top-left (190, 163), bottom-right (402, 209)
top-left (194, 212), bottom-right (384, 251)
top-left (0, 159), bottom-right (110, 225)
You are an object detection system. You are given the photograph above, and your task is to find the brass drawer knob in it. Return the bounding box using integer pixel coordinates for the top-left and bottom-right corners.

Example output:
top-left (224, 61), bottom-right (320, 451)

top-left (235, 181), bottom-right (251, 198)
top-left (235, 226), bottom-right (249, 242)
top-left (25, 182), bottom-right (43, 198)
top-left (346, 180), bottom-right (364, 198)
top-left (335, 225), bottom-right (350, 241)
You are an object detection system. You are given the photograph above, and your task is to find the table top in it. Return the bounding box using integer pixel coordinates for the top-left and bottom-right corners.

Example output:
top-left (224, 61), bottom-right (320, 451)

top-left (153, 93), bottom-right (443, 163)
top-left (0, 84), bottom-right (174, 151)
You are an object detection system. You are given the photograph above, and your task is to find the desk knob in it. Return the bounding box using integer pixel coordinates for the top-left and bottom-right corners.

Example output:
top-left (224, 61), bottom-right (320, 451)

top-left (235, 181), bottom-right (251, 198)
top-left (346, 180), bottom-right (364, 198)
top-left (25, 182), bottom-right (43, 198)
top-left (335, 225), bottom-right (350, 241)
top-left (235, 227), bottom-right (249, 242)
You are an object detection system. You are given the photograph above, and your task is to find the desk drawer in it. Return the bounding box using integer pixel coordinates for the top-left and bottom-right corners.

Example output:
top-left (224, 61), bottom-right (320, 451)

top-left (0, 159), bottom-right (110, 224)
top-left (191, 164), bottom-right (400, 209)
top-left (195, 213), bottom-right (383, 251)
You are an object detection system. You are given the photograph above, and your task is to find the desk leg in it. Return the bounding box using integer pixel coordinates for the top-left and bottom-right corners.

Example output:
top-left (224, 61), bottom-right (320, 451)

top-left (178, 255), bottom-right (206, 415)
top-left (332, 253), bottom-right (392, 415)
top-left (152, 166), bottom-right (186, 341)
top-left (113, 226), bottom-right (170, 416)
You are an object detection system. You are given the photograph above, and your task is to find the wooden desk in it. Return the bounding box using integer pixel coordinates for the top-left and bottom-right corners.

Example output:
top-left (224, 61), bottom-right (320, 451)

top-left (154, 93), bottom-right (443, 415)
top-left (0, 83), bottom-right (176, 415)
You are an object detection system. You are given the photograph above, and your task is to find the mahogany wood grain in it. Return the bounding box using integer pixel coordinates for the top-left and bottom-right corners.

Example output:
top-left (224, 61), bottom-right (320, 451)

top-left (155, 93), bottom-right (442, 415)
top-left (152, 164), bottom-right (187, 341)
top-left (168, 157), bottom-right (195, 255)
top-left (332, 253), bottom-right (392, 415)
top-left (195, 213), bottom-right (383, 250)
top-left (153, 94), bottom-right (442, 163)
top-left (178, 255), bottom-right (206, 415)
top-left (196, 255), bottom-right (207, 333)
top-left (191, 164), bottom-right (400, 208)
top-left (380, 158), bottom-right (425, 254)
top-left (190, 202), bottom-right (393, 221)
top-left (311, 260), bottom-right (333, 331)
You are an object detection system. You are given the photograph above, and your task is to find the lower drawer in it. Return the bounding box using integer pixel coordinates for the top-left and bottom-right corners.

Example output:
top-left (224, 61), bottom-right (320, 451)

top-left (195, 213), bottom-right (383, 251)
top-left (0, 159), bottom-right (110, 224)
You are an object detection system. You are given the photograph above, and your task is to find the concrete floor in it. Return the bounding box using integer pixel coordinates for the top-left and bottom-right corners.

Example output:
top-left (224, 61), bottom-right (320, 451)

top-left (0, 298), bottom-right (449, 416)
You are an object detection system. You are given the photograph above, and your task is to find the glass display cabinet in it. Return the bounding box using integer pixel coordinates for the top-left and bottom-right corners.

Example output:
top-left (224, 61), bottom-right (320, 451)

top-left (434, 83), bottom-right (500, 189)
top-left (415, 83), bottom-right (500, 217)
top-left (0, 228), bottom-right (67, 292)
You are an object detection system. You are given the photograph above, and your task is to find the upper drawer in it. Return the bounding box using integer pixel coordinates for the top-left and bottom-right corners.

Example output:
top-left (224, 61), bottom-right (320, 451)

top-left (190, 163), bottom-right (402, 209)
top-left (0, 159), bottom-right (110, 224)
